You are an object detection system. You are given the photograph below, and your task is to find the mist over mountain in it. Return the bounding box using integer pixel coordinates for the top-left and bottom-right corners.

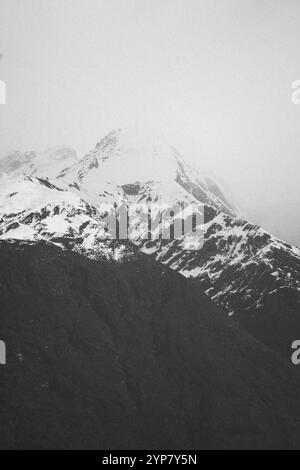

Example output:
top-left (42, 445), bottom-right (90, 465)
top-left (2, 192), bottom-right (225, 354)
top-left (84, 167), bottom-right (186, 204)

top-left (0, 147), bottom-right (77, 181)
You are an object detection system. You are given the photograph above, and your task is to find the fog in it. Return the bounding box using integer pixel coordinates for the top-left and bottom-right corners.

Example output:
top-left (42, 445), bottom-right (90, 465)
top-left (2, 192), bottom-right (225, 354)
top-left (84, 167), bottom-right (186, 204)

top-left (0, 0), bottom-right (299, 246)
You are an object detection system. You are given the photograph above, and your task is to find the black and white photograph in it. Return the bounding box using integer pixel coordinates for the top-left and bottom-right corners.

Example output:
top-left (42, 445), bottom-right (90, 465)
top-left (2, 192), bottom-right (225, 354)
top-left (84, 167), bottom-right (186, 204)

top-left (0, 0), bottom-right (300, 454)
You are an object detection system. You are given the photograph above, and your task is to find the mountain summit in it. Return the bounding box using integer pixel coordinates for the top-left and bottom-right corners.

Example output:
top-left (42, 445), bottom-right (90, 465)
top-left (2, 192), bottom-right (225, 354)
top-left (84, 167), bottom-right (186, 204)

top-left (58, 126), bottom-right (235, 216)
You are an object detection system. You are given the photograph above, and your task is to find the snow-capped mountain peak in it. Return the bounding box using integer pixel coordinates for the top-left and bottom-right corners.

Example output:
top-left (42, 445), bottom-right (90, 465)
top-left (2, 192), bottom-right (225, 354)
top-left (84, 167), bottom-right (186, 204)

top-left (60, 126), bottom-right (178, 187)
top-left (57, 127), bottom-right (236, 217)
top-left (1, 127), bottom-right (299, 356)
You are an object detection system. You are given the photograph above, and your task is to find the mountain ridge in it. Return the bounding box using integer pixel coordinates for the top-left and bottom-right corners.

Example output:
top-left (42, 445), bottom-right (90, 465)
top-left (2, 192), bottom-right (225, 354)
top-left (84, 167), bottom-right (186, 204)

top-left (0, 127), bottom-right (299, 356)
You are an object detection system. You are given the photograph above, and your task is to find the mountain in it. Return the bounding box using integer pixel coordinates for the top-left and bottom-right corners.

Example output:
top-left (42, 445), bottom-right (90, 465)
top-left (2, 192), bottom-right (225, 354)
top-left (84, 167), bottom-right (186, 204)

top-left (58, 127), bottom-right (236, 216)
top-left (0, 127), bottom-right (299, 356)
top-left (1, 240), bottom-right (300, 449)
top-left (0, 146), bottom-right (77, 180)
top-left (152, 214), bottom-right (300, 356)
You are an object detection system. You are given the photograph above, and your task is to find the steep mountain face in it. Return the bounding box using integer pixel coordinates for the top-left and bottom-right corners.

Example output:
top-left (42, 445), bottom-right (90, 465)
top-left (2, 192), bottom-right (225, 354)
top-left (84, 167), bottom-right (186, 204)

top-left (0, 127), bottom-right (299, 356)
top-left (149, 214), bottom-right (300, 356)
top-left (1, 240), bottom-right (300, 449)
top-left (0, 175), bottom-right (135, 262)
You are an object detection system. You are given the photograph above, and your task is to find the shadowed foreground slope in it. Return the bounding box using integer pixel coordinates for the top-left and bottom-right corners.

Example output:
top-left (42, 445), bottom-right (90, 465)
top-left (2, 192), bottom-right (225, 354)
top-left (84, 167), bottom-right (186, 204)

top-left (1, 240), bottom-right (300, 449)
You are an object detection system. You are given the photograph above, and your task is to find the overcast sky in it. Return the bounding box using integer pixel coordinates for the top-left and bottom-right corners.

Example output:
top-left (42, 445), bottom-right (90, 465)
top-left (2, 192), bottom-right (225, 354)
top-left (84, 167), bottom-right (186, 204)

top-left (0, 0), bottom-right (299, 246)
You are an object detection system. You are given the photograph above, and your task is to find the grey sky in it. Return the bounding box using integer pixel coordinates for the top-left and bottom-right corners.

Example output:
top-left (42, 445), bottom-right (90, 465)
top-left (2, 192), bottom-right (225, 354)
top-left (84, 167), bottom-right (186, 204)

top-left (0, 0), bottom-right (299, 246)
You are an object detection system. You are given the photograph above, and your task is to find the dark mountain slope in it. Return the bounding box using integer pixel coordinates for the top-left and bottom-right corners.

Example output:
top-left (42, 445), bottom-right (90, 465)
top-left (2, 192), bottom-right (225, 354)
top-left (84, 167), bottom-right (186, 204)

top-left (1, 240), bottom-right (300, 449)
